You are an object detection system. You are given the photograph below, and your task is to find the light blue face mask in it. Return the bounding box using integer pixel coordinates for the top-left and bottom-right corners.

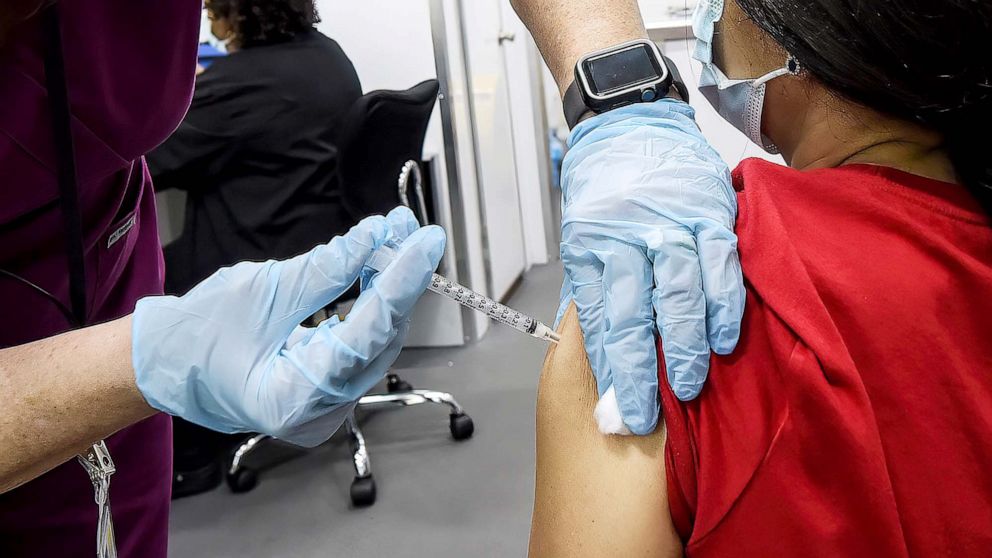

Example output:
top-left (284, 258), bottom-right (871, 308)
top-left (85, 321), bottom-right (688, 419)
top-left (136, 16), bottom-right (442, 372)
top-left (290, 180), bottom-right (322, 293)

top-left (691, 0), bottom-right (799, 154)
top-left (201, 8), bottom-right (232, 53)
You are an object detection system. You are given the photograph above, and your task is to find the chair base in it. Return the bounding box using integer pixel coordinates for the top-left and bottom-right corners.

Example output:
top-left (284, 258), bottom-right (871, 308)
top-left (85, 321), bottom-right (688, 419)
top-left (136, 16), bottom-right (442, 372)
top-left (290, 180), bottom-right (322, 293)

top-left (173, 458), bottom-right (223, 499)
top-left (225, 374), bottom-right (474, 507)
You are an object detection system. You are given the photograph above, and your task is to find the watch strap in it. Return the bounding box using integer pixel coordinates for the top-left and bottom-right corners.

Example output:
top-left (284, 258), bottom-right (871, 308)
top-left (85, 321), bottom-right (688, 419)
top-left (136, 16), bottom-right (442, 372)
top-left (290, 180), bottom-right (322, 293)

top-left (663, 55), bottom-right (690, 103)
top-left (563, 80), bottom-right (593, 129)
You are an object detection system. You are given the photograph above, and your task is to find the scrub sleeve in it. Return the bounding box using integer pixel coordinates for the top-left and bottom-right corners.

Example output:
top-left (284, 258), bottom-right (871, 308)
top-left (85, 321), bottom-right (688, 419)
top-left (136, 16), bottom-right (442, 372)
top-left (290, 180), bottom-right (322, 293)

top-left (0, 1), bottom-right (201, 556)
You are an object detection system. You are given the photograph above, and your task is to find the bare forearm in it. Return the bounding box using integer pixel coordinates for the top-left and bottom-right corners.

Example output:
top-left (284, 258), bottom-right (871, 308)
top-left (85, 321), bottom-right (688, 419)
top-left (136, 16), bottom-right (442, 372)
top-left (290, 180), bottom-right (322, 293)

top-left (510, 0), bottom-right (647, 97)
top-left (0, 316), bottom-right (155, 493)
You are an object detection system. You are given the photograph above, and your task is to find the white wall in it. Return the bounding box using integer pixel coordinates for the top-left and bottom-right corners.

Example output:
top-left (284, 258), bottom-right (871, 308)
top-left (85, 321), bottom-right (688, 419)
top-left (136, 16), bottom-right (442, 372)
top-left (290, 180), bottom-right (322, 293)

top-left (639, 0), bottom-right (696, 23)
top-left (542, 64), bottom-right (567, 136)
top-left (458, 0), bottom-right (530, 300)
top-left (318, 0), bottom-right (552, 339)
top-left (316, 1), bottom-right (443, 152)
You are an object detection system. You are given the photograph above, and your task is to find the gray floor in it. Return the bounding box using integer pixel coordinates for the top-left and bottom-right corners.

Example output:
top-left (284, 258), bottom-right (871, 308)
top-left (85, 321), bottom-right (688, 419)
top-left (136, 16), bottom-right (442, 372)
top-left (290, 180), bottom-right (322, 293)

top-left (168, 263), bottom-right (563, 558)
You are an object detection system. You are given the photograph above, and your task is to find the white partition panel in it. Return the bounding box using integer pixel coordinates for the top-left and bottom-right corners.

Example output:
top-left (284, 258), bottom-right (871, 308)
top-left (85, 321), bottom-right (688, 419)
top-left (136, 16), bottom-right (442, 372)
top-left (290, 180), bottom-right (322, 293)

top-left (457, 0), bottom-right (528, 302)
top-left (497, 0), bottom-right (553, 268)
top-left (433, 0), bottom-right (493, 339)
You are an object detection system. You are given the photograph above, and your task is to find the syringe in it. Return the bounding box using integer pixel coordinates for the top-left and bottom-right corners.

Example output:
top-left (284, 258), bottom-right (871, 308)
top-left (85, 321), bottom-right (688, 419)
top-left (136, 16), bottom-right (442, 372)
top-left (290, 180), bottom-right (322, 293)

top-left (366, 244), bottom-right (560, 344)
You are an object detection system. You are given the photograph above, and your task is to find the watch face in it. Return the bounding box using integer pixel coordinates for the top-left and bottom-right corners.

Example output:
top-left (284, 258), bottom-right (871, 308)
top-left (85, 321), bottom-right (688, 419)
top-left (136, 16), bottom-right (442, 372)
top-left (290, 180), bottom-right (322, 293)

top-left (582, 43), bottom-right (665, 96)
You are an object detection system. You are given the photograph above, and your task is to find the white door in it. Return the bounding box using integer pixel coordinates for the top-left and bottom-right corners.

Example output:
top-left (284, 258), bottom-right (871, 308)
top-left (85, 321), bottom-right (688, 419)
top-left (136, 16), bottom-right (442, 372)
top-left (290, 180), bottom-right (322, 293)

top-left (458, 0), bottom-right (528, 301)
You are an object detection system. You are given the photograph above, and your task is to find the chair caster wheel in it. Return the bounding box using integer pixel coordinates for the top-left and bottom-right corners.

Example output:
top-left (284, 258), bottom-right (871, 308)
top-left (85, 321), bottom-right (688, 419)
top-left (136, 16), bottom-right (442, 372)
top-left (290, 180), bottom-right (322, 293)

top-left (350, 476), bottom-right (377, 507)
top-left (387, 376), bottom-right (414, 393)
top-left (449, 413), bottom-right (475, 441)
top-left (226, 467), bottom-right (258, 493)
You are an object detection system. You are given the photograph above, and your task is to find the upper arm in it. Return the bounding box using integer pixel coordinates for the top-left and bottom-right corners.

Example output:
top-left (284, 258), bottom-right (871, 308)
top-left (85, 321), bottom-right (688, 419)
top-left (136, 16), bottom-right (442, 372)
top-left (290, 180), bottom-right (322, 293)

top-left (529, 305), bottom-right (683, 558)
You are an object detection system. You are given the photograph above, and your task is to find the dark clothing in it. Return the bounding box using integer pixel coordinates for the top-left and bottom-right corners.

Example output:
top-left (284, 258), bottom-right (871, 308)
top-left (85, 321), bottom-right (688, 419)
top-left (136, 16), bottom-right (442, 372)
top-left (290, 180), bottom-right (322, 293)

top-left (0, 1), bottom-right (202, 556)
top-left (148, 30), bottom-right (362, 294)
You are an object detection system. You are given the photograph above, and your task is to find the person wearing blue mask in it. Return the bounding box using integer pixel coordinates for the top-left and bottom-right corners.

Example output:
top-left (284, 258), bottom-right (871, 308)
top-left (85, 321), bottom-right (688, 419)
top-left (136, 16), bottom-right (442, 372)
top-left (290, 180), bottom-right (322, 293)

top-left (528, 0), bottom-right (992, 555)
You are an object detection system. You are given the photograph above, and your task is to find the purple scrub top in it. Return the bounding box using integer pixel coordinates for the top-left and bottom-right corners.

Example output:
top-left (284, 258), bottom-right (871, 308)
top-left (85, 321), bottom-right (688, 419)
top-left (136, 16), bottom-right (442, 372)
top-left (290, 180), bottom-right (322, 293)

top-left (0, 1), bottom-right (201, 556)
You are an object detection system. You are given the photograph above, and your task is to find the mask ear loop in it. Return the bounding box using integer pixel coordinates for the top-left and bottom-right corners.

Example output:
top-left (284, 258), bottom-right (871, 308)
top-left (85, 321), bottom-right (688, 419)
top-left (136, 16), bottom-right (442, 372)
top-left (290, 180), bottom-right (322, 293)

top-left (751, 55), bottom-right (801, 155)
top-left (753, 55), bottom-right (802, 87)
top-left (681, 0), bottom-right (752, 160)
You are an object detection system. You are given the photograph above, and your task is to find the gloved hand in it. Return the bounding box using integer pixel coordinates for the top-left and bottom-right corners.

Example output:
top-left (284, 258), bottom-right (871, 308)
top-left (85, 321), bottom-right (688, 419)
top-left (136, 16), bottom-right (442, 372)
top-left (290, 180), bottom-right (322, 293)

top-left (559, 99), bottom-right (744, 435)
top-left (133, 207), bottom-right (445, 447)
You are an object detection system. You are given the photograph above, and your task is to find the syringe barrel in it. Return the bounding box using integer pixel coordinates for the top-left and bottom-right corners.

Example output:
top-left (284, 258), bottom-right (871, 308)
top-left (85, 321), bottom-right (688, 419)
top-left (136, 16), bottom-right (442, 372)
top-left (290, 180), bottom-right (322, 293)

top-left (427, 274), bottom-right (538, 336)
top-left (366, 243), bottom-right (547, 340)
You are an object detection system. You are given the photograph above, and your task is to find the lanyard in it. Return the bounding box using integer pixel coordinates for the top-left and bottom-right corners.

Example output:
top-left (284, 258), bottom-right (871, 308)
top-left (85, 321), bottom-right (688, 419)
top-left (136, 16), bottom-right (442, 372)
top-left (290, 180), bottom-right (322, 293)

top-left (41, 6), bottom-right (118, 557)
top-left (77, 443), bottom-right (118, 558)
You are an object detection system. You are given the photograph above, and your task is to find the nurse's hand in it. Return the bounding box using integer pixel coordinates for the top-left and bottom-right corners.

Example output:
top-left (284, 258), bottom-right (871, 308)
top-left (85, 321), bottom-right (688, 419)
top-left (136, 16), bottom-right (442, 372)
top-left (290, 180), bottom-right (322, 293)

top-left (132, 207), bottom-right (445, 447)
top-left (559, 100), bottom-right (744, 435)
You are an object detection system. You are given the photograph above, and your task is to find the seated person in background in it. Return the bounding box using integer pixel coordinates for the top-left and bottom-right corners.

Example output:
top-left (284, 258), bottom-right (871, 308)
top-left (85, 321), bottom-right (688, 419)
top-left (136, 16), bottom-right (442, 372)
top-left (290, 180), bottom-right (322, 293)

top-left (530, 0), bottom-right (992, 556)
top-left (146, 0), bottom-right (362, 497)
top-left (148, 0), bottom-right (361, 295)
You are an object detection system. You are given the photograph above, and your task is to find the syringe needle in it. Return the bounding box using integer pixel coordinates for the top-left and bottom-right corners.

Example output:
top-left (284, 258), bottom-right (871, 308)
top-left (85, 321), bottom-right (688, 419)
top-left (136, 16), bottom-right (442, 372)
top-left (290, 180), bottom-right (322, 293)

top-left (529, 320), bottom-right (561, 344)
top-left (425, 274), bottom-right (559, 344)
top-left (367, 244), bottom-right (559, 344)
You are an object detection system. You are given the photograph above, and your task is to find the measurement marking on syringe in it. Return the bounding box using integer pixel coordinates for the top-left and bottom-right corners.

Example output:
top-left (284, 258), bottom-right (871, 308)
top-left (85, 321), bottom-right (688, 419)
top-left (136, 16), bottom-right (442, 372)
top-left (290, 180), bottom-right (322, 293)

top-left (428, 273), bottom-right (539, 333)
top-left (369, 245), bottom-right (558, 343)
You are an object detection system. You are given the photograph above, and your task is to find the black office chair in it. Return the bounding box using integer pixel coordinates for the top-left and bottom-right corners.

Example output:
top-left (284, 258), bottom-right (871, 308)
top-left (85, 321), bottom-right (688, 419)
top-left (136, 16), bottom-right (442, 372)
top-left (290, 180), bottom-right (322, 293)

top-left (226, 80), bottom-right (474, 507)
top-left (337, 79), bottom-right (439, 220)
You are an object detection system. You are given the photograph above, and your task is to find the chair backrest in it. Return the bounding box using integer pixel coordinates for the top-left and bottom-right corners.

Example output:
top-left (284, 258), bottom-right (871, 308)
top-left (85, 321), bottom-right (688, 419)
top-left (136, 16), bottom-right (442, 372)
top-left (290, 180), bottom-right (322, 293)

top-left (337, 79), bottom-right (440, 220)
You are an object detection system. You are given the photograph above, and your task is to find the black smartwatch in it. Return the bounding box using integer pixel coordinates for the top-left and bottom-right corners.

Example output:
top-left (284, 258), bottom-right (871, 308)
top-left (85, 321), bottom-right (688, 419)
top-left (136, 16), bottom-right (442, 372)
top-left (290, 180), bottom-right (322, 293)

top-left (563, 39), bottom-right (689, 129)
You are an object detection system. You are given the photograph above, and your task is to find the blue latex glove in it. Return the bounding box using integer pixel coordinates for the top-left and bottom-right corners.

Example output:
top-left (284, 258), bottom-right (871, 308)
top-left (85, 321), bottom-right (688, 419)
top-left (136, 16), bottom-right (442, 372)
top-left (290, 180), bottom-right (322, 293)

top-left (133, 207), bottom-right (445, 447)
top-left (559, 99), bottom-right (744, 435)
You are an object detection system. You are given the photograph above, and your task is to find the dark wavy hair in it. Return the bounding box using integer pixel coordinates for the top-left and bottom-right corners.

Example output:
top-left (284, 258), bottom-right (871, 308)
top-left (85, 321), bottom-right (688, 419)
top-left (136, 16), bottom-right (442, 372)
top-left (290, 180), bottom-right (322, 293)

top-left (207, 0), bottom-right (319, 49)
top-left (735, 0), bottom-right (992, 216)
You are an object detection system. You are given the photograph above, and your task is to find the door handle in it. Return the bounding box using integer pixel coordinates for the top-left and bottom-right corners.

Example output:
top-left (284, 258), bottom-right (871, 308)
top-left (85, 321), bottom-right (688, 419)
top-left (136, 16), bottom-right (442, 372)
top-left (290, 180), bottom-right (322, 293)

top-left (498, 31), bottom-right (516, 45)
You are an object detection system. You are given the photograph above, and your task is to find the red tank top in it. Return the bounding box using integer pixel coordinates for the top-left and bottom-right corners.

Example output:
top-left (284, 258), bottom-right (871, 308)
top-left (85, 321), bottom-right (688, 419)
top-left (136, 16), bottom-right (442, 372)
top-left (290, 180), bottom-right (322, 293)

top-left (660, 159), bottom-right (992, 556)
